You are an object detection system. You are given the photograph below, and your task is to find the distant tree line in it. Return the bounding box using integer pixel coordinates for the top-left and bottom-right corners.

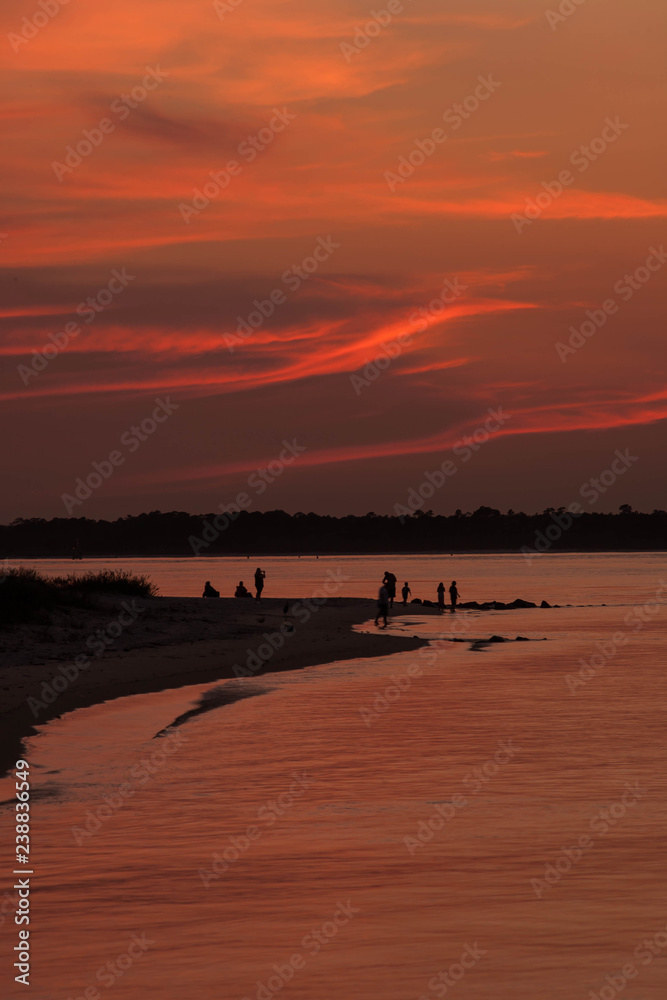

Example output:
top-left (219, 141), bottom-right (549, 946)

top-left (1, 505), bottom-right (665, 557)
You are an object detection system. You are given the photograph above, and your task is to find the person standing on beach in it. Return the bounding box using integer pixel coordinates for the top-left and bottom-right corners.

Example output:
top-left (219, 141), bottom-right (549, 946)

top-left (437, 582), bottom-right (445, 612)
top-left (401, 581), bottom-right (411, 605)
top-left (254, 567), bottom-right (266, 600)
top-left (383, 571), bottom-right (397, 608)
top-left (375, 583), bottom-right (389, 628)
top-left (449, 580), bottom-right (460, 613)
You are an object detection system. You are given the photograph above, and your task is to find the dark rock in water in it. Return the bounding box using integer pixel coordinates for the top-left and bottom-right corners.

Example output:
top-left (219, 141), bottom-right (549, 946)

top-left (488, 635), bottom-right (506, 642)
top-left (411, 598), bottom-right (423, 604)
top-left (515, 636), bottom-right (529, 641)
top-left (492, 601), bottom-right (508, 610)
top-left (540, 600), bottom-right (551, 608)
top-left (508, 598), bottom-right (537, 609)
top-left (479, 602), bottom-right (493, 610)
top-left (422, 599), bottom-right (434, 607)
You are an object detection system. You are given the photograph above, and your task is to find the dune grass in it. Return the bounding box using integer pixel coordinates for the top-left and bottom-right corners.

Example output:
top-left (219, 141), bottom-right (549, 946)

top-left (50, 569), bottom-right (158, 598)
top-left (0, 567), bottom-right (158, 625)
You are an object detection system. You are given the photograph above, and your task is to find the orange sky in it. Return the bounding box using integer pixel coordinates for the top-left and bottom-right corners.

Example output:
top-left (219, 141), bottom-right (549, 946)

top-left (1, 0), bottom-right (666, 518)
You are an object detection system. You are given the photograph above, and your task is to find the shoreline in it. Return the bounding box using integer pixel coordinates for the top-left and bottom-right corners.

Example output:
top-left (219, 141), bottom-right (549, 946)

top-left (1, 597), bottom-right (431, 776)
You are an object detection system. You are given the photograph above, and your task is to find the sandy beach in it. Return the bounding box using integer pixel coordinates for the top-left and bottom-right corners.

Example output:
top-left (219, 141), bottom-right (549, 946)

top-left (0, 596), bottom-right (430, 775)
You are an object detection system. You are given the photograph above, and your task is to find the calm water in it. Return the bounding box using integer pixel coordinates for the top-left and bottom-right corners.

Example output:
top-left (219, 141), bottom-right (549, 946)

top-left (1, 556), bottom-right (666, 999)
top-left (11, 552), bottom-right (667, 604)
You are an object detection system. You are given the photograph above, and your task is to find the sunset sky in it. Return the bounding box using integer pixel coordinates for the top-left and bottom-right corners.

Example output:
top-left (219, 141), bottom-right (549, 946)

top-left (2, 0), bottom-right (666, 520)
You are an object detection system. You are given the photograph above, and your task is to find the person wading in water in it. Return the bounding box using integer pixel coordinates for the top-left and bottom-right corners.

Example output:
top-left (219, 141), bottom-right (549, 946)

top-left (449, 580), bottom-right (460, 613)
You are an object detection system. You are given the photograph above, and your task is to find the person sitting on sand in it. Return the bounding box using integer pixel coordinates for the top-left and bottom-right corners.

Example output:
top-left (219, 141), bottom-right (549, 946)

top-left (401, 581), bottom-right (411, 605)
top-left (234, 581), bottom-right (252, 598)
top-left (437, 582), bottom-right (445, 612)
top-left (375, 583), bottom-right (389, 628)
top-left (203, 581), bottom-right (220, 598)
top-left (449, 580), bottom-right (460, 613)
top-left (254, 567), bottom-right (266, 600)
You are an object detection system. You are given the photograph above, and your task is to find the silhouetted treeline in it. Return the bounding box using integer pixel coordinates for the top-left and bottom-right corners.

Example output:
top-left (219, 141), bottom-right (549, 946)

top-left (1, 505), bottom-right (666, 557)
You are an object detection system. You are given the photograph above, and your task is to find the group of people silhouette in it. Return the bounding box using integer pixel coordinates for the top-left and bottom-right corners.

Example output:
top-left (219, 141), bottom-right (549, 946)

top-left (202, 565), bottom-right (460, 621)
top-left (374, 572), bottom-right (460, 627)
top-left (202, 567), bottom-right (266, 600)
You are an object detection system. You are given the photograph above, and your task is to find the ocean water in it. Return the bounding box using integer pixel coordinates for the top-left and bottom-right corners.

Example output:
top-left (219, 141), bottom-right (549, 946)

top-left (1, 556), bottom-right (666, 999)
top-left (10, 551), bottom-right (667, 605)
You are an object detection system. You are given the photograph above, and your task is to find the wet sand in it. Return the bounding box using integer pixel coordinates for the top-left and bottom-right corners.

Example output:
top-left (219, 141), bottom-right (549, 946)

top-left (0, 596), bottom-right (430, 775)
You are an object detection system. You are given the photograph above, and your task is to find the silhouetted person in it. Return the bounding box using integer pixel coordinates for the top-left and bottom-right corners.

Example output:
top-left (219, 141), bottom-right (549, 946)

top-left (235, 581), bottom-right (252, 598)
top-left (203, 580), bottom-right (220, 598)
top-left (383, 571), bottom-right (397, 608)
top-left (437, 582), bottom-right (445, 612)
top-left (401, 581), bottom-right (411, 605)
top-left (254, 567), bottom-right (265, 600)
top-left (375, 583), bottom-right (389, 628)
top-left (449, 580), bottom-right (460, 613)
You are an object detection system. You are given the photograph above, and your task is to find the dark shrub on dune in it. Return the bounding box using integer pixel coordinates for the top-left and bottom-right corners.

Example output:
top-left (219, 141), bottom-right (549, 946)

top-left (50, 569), bottom-right (158, 598)
top-left (0, 567), bottom-right (158, 626)
top-left (0, 568), bottom-right (61, 625)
